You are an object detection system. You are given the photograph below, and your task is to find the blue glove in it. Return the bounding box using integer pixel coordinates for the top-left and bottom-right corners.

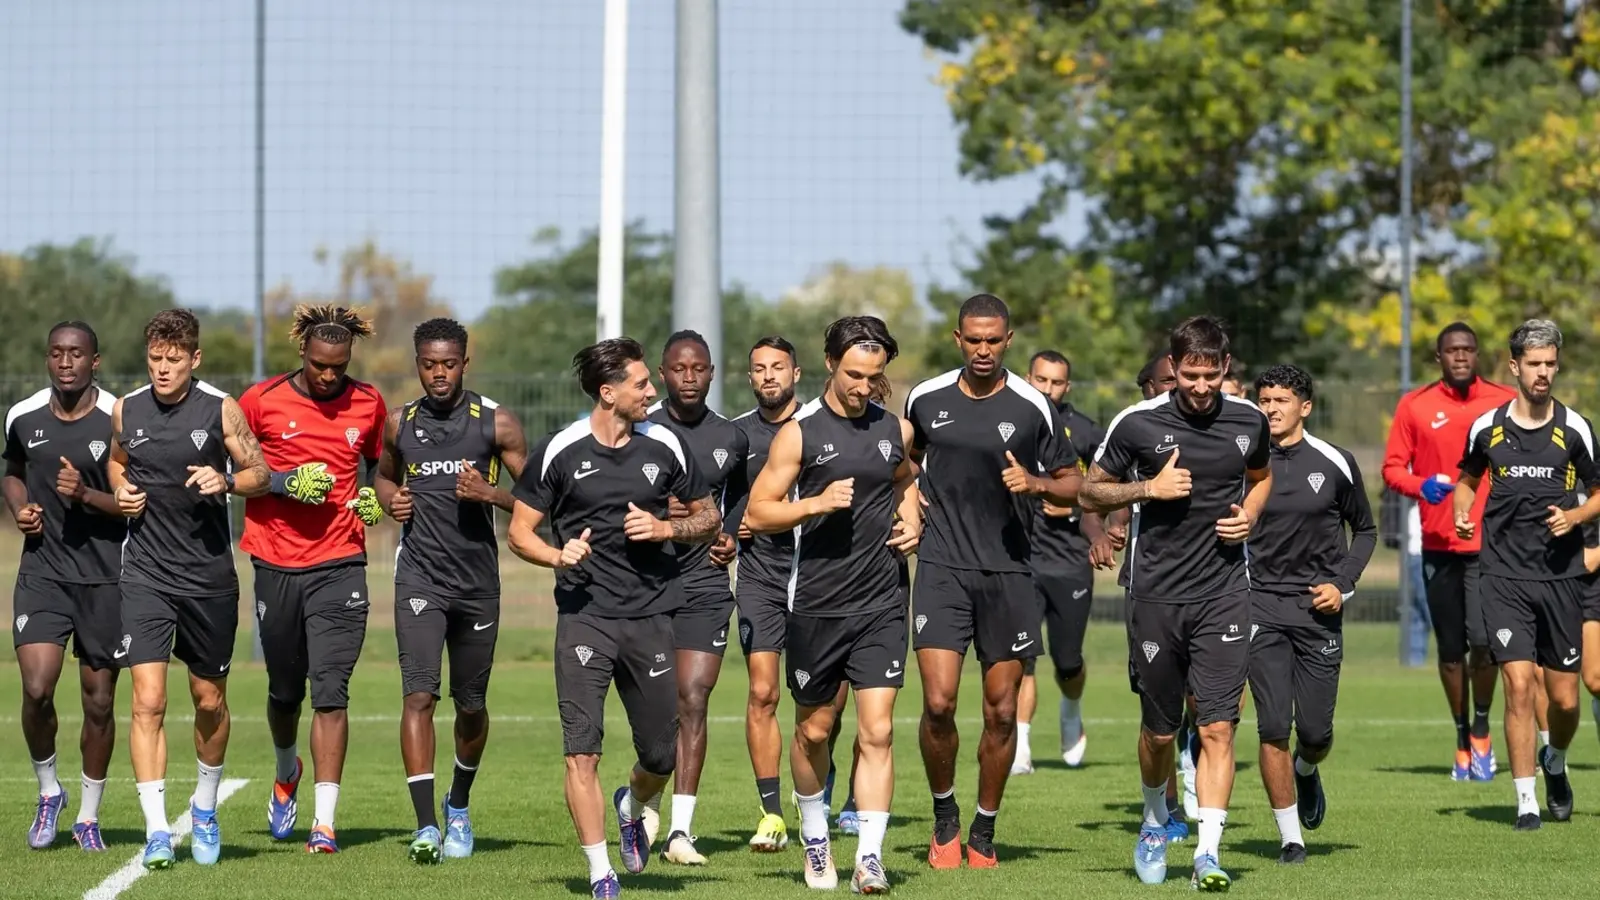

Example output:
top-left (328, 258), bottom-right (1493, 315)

top-left (1420, 477), bottom-right (1452, 505)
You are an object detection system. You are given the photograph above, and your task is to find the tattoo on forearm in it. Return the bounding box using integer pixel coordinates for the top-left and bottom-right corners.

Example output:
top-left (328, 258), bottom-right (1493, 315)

top-left (1080, 469), bottom-right (1147, 510)
top-left (671, 495), bottom-right (722, 542)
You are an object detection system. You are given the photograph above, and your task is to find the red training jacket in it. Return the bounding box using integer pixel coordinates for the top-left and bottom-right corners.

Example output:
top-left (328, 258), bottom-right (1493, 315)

top-left (1382, 377), bottom-right (1516, 554)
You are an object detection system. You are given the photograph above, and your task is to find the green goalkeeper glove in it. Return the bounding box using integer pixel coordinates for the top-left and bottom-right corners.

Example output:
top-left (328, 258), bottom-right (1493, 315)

top-left (270, 463), bottom-right (336, 505)
top-left (347, 486), bottom-right (384, 526)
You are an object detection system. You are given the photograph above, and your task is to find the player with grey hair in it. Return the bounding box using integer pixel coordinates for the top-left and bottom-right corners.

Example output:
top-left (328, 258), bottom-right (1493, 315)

top-left (1454, 319), bottom-right (1600, 830)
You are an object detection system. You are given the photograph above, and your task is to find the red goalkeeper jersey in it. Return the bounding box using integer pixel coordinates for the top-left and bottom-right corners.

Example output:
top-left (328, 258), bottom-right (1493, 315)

top-left (239, 374), bottom-right (387, 569)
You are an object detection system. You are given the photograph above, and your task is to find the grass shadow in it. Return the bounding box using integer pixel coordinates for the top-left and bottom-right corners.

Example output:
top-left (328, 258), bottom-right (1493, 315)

top-left (313, 826), bottom-right (413, 851)
top-left (1234, 838), bottom-right (1359, 862)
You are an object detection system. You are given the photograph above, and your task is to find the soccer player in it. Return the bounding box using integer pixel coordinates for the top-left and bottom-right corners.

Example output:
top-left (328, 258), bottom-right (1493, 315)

top-left (745, 315), bottom-right (921, 893)
top-left (906, 294), bottom-right (1081, 868)
top-left (1220, 365), bottom-right (1245, 400)
top-left (1383, 322), bottom-right (1515, 780)
top-left (1012, 349), bottom-right (1104, 774)
top-left (239, 305), bottom-right (388, 853)
top-left (1246, 365), bottom-right (1376, 863)
top-left (645, 330), bottom-right (750, 864)
top-left (508, 337), bottom-right (720, 899)
top-left (374, 318), bottom-right (529, 864)
top-left (1079, 315), bottom-right (1271, 891)
top-left (1454, 319), bottom-right (1600, 830)
top-left (4, 322), bottom-right (123, 852)
top-left (110, 309), bottom-right (271, 869)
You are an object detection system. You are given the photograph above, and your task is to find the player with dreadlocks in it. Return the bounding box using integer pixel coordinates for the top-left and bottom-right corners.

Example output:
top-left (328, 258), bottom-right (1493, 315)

top-left (239, 304), bottom-right (389, 853)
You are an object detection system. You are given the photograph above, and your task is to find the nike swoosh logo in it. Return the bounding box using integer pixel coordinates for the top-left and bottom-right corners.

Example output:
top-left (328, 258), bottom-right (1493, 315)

top-left (1011, 640), bottom-right (1034, 652)
top-left (574, 469), bottom-right (599, 479)
top-left (712, 639), bottom-right (727, 647)
top-left (1221, 635), bottom-right (1245, 642)
top-left (1072, 589), bottom-right (1088, 599)
top-left (280, 432), bottom-right (302, 440)
top-left (26, 439), bottom-right (48, 448)
top-left (1155, 443), bottom-right (1178, 453)
top-left (1430, 419), bottom-right (1450, 429)
top-left (346, 599), bottom-right (368, 608)
top-left (1321, 646), bottom-right (1339, 655)
top-left (218, 663), bottom-right (230, 673)
top-left (474, 621), bottom-right (495, 631)
top-left (885, 667), bottom-right (903, 678)
top-left (930, 420), bottom-right (954, 429)
top-left (126, 438), bottom-right (150, 449)
top-left (648, 667), bottom-right (673, 677)
top-left (112, 649), bottom-right (128, 659)
top-left (814, 453), bottom-right (839, 464)
top-left (1565, 654), bottom-right (1580, 666)
top-left (761, 792), bottom-right (776, 799)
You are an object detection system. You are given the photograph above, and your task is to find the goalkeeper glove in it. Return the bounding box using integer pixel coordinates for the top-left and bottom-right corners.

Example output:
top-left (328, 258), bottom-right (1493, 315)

top-left (270, 463), bottom-right (336, 505)
top-left (347, 486), bottom-right (384, 526)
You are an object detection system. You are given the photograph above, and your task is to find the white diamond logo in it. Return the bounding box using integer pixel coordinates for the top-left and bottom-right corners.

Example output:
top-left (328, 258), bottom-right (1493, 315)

top-left (89, 441), bottom-right (107, 461)
top-left (14, 614), bottom-right (27, 632)
top-left (190, 429), bottom-right (209, 451)
top-left (408, 597), bottom-right (427, 616)
top-left (794, 670), bottom-right (811, 689)
top-left (1308, 473), bottom-right (1326, 494)
top-left (877, 440), bottom-right (892, 461)
top-left (345, 427), bottom-right (361, 448)
top-left (641, 463), bottom-right (660, 485)
top-left (739, 622), bottom-right (752, 645)
top-left (120, 634), bottom-right (132, 652)
top-left (576, 645), bottom-right (594, 666)
top-left (713, 449), bottom-right (729, 469)
top-left (1235, 434), bottom-right (1251, 455)
top-left (1497, 628), bottom-right (1512, 647)
top-left (1250, 624), bottom-right (1260, 642)
top-left (997, 422), bottom-right (1016, 442)
top-left (255, 600), bottom-right (266, 621)
top-left (1142, 641), bottom-right (1160, 662)
top-left (915, 614), bottom-right (927, 634)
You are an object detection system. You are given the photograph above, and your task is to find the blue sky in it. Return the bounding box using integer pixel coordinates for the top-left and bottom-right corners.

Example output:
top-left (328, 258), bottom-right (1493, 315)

top-left (0, 0), bottom-right (1079, 320)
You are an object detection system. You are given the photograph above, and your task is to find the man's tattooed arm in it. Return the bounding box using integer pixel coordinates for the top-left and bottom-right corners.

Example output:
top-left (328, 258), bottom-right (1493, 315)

top-left (671, 493), bottom-right (723, 544)
top-left (1076, 463), bottom-right (1150, 515)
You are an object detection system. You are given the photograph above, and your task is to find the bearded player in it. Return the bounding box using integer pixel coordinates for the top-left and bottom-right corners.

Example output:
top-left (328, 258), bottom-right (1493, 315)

top-left (240, 305), bottom-right (388, 853)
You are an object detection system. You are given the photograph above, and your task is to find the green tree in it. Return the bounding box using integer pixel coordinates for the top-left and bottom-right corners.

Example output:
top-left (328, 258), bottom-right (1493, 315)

top-left (0, 239), bottom-right (177, 375)
top-left (902, 0), bottom-right (1600, 380)
top-left (762, 261), bottom-right (932, 396)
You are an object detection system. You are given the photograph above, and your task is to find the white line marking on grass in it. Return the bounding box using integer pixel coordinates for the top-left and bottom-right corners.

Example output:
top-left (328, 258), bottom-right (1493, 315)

top-left (3, 715), bottom-right (1462, 727)
top-left (83, 777), bottom-right (249, 900)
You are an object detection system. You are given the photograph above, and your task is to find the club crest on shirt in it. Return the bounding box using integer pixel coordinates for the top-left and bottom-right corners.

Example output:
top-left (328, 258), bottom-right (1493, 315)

top-left (575, 645), bottom-right (594, 666)
top-left (713, 449), bottom-right (728, 469)
top-left (1235, 434), bottom-right (1251, 456)
top-left (256, 600), bottom-right (266, 621)
top-left (415, 428), bottom-right (429, 443)
top-left (1142, 641), bottom-right (1160, 662)
top-left (997, 422), bottom-right (1015, 442)
top-left (14, 614), bottom-right (27, 632)
top-left (408, 597), bottom-right (427, 616)
top-left (877, 440), bottom-right (892, 461)
top-left (915, 614), bottom-right (927, 634)
top-left (89, 440), bottom-right (107, 461)
top-left (642, 463), bottom-right (660, 485)
top-left (190, 429), bottom-right (209, 451)
top-left (1307, 473), bottom-right (1326, 494)
top-left (1496, 628), bottom-right (1512, 647)
top-left (794, 669), bottom-right (812, 689)
top-left (346, 427), bottom-right (361, 448)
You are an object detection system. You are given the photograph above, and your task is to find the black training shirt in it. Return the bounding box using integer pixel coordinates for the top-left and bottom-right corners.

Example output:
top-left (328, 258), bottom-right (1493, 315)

top-left (1461, 401), bottom-right (1600, 581)
top-left (1094, 392), bottom-right (1270, 603)
top-left (1249, 432), bottom-right (1377, 621)
top-left (516, 418), bottom-right (707, 618)
top-left (905, 369), bottom-right (1074, 572)
top-left (646, 401), bottom-right (750, 599)
top-left (728, 405), bottom-right (796, 593)
top-left (1032, 403), bottom-right (1103, 573)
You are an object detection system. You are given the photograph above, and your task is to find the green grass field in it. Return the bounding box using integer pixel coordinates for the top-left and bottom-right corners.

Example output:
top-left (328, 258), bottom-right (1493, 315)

top-left (2, 623), bottom-right (1596, 900)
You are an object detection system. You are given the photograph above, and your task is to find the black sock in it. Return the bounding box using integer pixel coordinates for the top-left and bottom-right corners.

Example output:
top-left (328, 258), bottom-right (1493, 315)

top-left (1453, 714), bottom-right (1470, 751)
top-left (969, 810), bottom-right (997, 843)
top-left (933, 791), bottom-right (959, 822)
top-left (448, 760), bottom-right (478, 810)
top-left (756, 777), bottom-right (782, 816)
top-left (409, 776), bottom-right (438, 830)
top-left (1470, 704), bottom-right (1491, 739)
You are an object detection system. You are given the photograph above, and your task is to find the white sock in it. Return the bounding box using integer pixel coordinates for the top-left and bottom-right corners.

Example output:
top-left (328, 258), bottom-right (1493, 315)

top-left (1141, 782), bottom-right (1170, 828)
top-left (1195, 807), bottom-right (1226, 862)
top-left (194, 761), bottom-right (224, 811)
top-left (274, 745), bottom-right (299, 783)
top-left (1294, 756), bottom-right (1317, 777)
top-left (32, 755), bottom-right (62, 797)
top-left (1514, 776), bottom-right (1539, 817)
top-left (620, 788), bottom-right (645, 822)
top-left (1062, 697), bottom-right (1082, 724)
top-left (669, 794), bottom-right (696, 837)
top-left (136, 780), bottom-right (169, 838)
top-left (582, 841), bottom-right (613, 884)
top-left (855, 810), bottom-right (889, 861)
top-left (1538, 730), bottom-right (1550, 748)
top-left (1017, 721), bottom-right (1032, 749)
top-left (313, 782), bottom-right (340, 829)
top-left (797, 789), bottom-right (828, 841)
top-left (1545, 745), bottom-right (1567, 776)
top-left (79, 774), bottom-right (107, 823)
top-left (1273, 805), bottom-right (1303, 848)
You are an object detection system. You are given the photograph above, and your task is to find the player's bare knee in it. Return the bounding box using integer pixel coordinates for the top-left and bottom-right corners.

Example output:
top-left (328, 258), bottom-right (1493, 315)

top-left (565, 753), bottom-right (601, 777)
top-left (923, 690), bottom-right (958, 725)
top-left (403, 691), bottom-right (437, 716)
top-left (1197, 720), bottom-right (1235, 748)
top-left (678, 688), bottom-right (710, 724)
top-left (192, 688), bottom-right (228, 718)
top-left (80, 687), bottom-right (115, 726)
top-left (747, 676), bottom-right (781, 714)
top-left (856, 715), bottom-right (893, 752)
top-left (982, 694), bottom-right (1018, 735)
top-left (796, 709), bottom-right (835, 748)
top-left (1140, 727), bottom-right (1176, 749)
top-left (20, 674), bottom-right (54, 708)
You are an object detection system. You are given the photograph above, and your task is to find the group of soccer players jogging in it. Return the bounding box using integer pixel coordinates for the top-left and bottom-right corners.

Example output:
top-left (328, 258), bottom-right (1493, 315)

top-left (5, 298), bottom-right (1597, 895)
